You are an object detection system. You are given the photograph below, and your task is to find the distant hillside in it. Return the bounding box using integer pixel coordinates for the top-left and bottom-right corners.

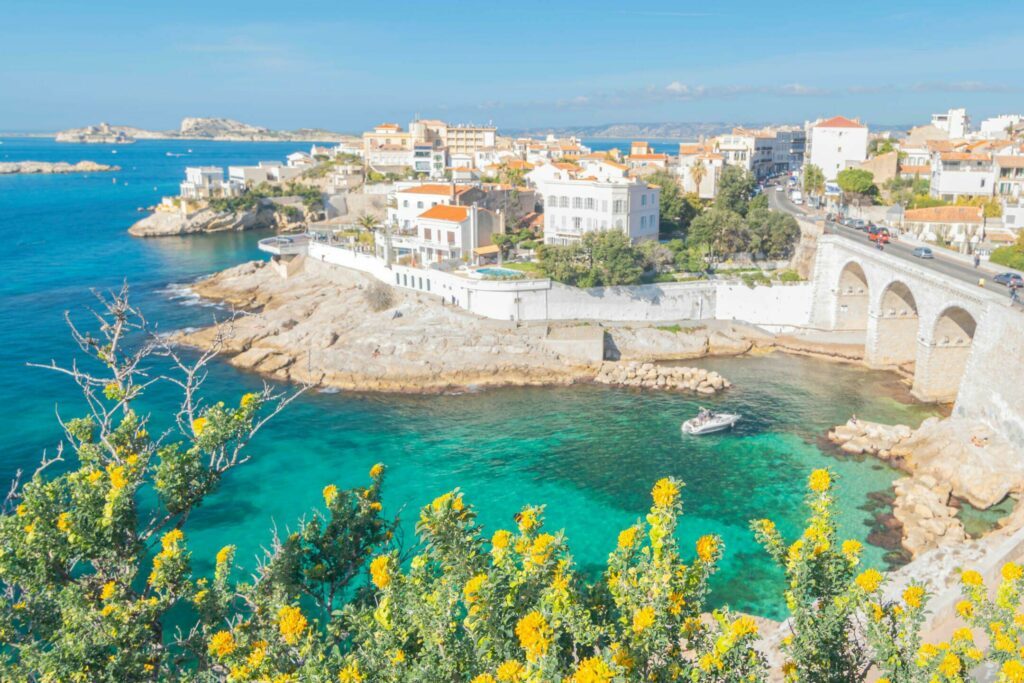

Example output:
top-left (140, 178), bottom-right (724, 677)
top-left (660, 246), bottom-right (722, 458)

top-left (505, 122), bottom-right (745, 140)
top-left (55, 117), bottom-right (357, 143)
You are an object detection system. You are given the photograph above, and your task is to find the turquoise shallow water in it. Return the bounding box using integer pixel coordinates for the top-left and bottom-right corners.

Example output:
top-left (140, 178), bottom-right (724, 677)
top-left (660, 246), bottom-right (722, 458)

top-left (0, 138), bottom-right (939, 619)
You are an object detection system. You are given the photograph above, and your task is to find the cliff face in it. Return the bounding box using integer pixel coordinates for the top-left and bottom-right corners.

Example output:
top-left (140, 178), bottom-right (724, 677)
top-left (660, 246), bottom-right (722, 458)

top-left (127, 205), bottom-right (276, 237)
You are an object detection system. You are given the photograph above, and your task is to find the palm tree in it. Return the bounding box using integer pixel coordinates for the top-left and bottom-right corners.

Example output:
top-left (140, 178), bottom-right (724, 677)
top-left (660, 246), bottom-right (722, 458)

top-left (356, 213), bottom-right (379, 232)
top-left (689, 161), bottom-right (707, 195)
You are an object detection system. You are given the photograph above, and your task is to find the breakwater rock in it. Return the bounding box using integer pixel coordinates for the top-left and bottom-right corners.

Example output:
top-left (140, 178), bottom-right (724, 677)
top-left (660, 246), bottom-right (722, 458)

top-left (892, 475), bottom-right (966, 558)
top-left (594, 361), bottom-right (730, 394)
top-left (0, 160), bottom-right (119, 174)
top-left (827, 419), bottom-right (913, 457)
top-left (128, 206), bottom-right (276, 237)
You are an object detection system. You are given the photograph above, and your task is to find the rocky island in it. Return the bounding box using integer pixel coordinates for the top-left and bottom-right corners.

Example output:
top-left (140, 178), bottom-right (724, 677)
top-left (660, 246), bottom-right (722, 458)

top-left (0, 160), bottom-right (120, 174)
top-left (56, 117), bottom-right (357, 143)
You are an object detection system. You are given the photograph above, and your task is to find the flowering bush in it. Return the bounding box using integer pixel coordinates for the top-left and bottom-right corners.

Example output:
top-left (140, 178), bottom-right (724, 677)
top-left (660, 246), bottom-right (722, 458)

top-left (3, 295), bottom-right (1024, 682)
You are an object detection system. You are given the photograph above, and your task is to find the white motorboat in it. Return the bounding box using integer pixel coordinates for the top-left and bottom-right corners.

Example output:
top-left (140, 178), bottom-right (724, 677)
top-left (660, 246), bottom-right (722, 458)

top-left (681, 410), bottom-right (741, 435)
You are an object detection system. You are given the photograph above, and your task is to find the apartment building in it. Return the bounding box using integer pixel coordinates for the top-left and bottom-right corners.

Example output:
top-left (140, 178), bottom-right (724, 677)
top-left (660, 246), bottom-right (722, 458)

top-left (388, 183), bottom-right (477, 230)
top-left (931, 108), bottom-right (971, 139)
top-left (443, 124), bottom-right (497, 155)
top-left (930, 152), bottom-right (996, 200)
top-left (996, 155), bottom-right (1024, 200)
top-left (378, 204), bottom-right (500, 266)
top-left (179, 166), bottom-right (237, 200)
top-left (537, 175), bottom-right (660, 245)
top-left (806, 116), bottom-right (869, 181)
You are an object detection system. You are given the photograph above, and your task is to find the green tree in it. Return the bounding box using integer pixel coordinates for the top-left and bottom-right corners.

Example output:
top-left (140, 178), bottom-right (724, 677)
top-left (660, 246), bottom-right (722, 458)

top-left (747, 208), bottom-right (801, 259)
top-left (688, 207), bottom-right (750, 258)
top-left (836, 168), bottom-right (878, 209)
top-left (537, 231), bottom-right (645, 287)
top-left (714, 166), bottom-right (757, 216)
top-left (803, 164), bottom-right (826, 199)
top-left (356, 213), bottom-right (380, 232)
top-left (646, 170), bottom-right (686, 234)
top-left (689, 160), bottom-right (707, 194)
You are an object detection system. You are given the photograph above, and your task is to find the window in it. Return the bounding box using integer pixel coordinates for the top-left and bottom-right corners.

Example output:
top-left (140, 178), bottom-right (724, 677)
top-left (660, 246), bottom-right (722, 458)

top-left (585, 197), bottom-right (595, 210)
top-left (640, 215), bottom-right (646, 229)
top-left (573, 217), bottom-right (582, 231)
top-left (560, 196), bottom-right (569, 208)
top-left (395, 273), bottom-right (400, 284)
top-left (424, 228), bottom-right (432, 240)
top-left (613, 199), bottom-right (625, 213)
top-left (641, 194), bottom-right (647, 206)
top-left (402, 200), bottom-right (409, 208)
top-left (602, 200), bottom-right (608, 212)
top-left (448, 232), bottom-right (455, 244)
top-left (417, 201), bottom-right (424, 209)
top-left (572, 197), bottom-right (583, 209)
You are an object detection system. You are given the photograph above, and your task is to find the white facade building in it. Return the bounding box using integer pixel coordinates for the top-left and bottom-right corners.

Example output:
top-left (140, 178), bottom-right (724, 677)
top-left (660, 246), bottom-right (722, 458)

top-left (806, 116), bottom-right (869, 181)
top-left (714, 133), bottom-right (756, 172)
top-left (979, 114), bottom-right (1023, 139)
top-left (179, 166), bottom-right (236, 200)
top-left (538, 177), bottom-right (660, 245)
top-left (377, 204), bottom-right (500, 266)
top-left (930, 152), bottom-right (996, 200)
top-left (228, 161), bottom-right (303, 187)
top-left (931, 108), bottom-right (971, 139)
top-left (677, 152), bottom-right (723, 200)
top-left (388, 183), bottom-right (475, 230)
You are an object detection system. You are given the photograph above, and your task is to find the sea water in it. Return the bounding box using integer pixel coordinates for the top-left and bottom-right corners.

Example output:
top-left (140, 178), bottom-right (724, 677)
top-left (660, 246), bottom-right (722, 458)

top-left (0, 138), bottom-right (938, 618)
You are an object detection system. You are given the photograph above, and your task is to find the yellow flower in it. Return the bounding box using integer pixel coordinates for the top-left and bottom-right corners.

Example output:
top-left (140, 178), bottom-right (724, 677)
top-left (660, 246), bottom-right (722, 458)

top-left (808, 469), bottom-right (831, 493)
top-left (240, 392), bottom-right (260, 408)
top-left (632, 606), bottom-right (655, 634)
top-left (952, 627), bottom-right (973, 643)
top-left (854, 568), bottom-right (883, 593)
top-left (209, 630), bottom-right (236, 658)
top-left (107, 465), bottom-right (127, 491)
top-left (100, 581), bottom-right (116, 601)
top-left (696, 535), bottom-right (718, 563)
top-left (88, 470), bottom-right (103, 485)
top-left (369, 463), bottom-right (384, 479)
top-left (1004, 562), bottom-right (1024, 582)
top-left (57, 512), bottom-right (71, 533)
top-left (668, 591), bottom-right (686, 615)
top-left (903, 585), bottom-right (925, 609)
top-left (753, 518), bottom-right (776, 536)
top-left (571, 657), bottom-right (614, 683)
top-left (390, 649), bottom-right (405, 665)
top-left (370, 501), bottom-right (382, 511)
top-left (247, 641), bottom-right (267, 668)
top-left (729, 615), bottom-right (758, 639)
top-left (464, 573), bottom-right (487, 604)
top-left (338, 661), bottom-right (364, 682)
top-left (161, 528), bottom-right (184, 552)
top-left (938, 652), bottom-right (961, 677)
top-left (192, 417), bottom-right (208, 435)
top-left (15, 504), bottom-right (26, 516)
top-left (471, 676), bottom-right (497, 683)
top-left (370, 555), bottom-right (392, 590)
top-left (496, 659), bottom-right (525, 682)
top-left (23, 523), bottom-right (35, 535)
top-left (100, 604), bottom-right (115, 617)
top-left (841, 539), bottom-right (862, 560)
top-left (956, 600), bottom-right (974, 618)
top-left (961, 569), bottom-right (984, 587)
top-left (527, 533), bottom-right (556, 566)
top-left (492, 529), bottom-right (512, 550)
top-left (651, 478), bottom-right (680, 508)
top-left (277, 605), bottom-right (308, 645)
top-left (517, 507), bottom-right (538, 532)
top-left (1001, 660), bottom-right (1024, 682)
top-left (193, 590), bottom-right (209, 605)
top-left (869, 602), bottom-right (883, 621)
top-left (323, 484), bottom-right (339, 505)
top-left (515, 611), bottom-right (551, 662)
top-left (216, 545), bottom-right (235, 566)
top-left (617, 527), bottom-right (638, 549)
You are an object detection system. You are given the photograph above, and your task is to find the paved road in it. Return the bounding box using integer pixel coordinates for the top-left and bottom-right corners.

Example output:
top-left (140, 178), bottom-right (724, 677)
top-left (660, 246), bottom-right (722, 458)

top-left (767, 187), bottom-right (1019, 295)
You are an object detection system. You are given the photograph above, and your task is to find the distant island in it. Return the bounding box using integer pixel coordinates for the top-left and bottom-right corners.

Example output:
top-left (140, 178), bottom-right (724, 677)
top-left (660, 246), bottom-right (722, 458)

top-left (54, 117), bottom-right (357, 144)
top-left (0, 160), bottom-right (119, 174)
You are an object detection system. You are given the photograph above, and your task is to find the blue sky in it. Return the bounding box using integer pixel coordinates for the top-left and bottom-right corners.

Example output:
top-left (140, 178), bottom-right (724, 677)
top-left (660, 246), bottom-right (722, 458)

top-left (1, 0), bottom-right (1022, 132)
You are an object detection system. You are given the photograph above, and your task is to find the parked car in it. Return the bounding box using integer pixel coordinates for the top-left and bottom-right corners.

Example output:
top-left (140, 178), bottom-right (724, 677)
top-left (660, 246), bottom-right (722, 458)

top-left (993, 272), bottom-right (1024, 287)
top-left (848, 219), bottom-right (867, 231)
top-left (912, 247), bottom-right (934, 259)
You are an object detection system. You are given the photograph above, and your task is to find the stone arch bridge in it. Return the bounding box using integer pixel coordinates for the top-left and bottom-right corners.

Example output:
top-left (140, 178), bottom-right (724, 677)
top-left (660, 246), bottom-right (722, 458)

top-left (810, 236), bottom-right (1024, 444)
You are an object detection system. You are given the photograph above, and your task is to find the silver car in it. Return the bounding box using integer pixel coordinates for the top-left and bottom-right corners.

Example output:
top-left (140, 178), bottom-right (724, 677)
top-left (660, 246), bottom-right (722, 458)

top-left (912, 247), bottom-right (934, 259)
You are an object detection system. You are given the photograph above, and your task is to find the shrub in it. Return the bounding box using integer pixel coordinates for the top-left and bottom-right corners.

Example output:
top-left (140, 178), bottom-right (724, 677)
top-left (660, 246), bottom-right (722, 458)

top-left (990, 246), bottom-right (1024, 271)
top-left (778, 269), bottom-right (803, 283)
top-left (364, 280), bottom-right (395, 311)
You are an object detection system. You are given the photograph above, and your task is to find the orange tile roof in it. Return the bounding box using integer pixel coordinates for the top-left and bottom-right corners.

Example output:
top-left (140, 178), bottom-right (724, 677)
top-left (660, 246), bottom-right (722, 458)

top-left (940, 152), bottom-right (991, 162)
top-left (419, 204), bottom-right (469, 222)
top-left (996, 155), bottom-right (1024, 169)
top-left (899, 164), bottom-right (931, 175)
top-left (927, 140), bottom-right (957, 152)
top-left (506, 159), bottom-right (534, 170)
top-left (600, 160), bottom-right (629, 170)
top-left (552, 162), bottom-right (580, 171)
top-left (904, 206), bottom-right (983, 223)
top-left (627, 154), bottom-right (668, 160)
top-left (400, 184), bottom-right (472, 196)
top-left (375, 123), bottom-right (401, 130)
top-left (814, 115), bottom-right (866, 129)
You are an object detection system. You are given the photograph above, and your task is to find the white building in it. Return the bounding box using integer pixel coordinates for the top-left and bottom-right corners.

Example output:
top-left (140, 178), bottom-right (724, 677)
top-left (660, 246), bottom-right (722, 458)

top-left (979, 114), bottom-right (1024, 139)
top-left (931, 108), bottom-right (971, 139)
top-left (229, 161), bottom-right (303, 187)
top-left (677, 151), bottom-right (723, 200)
top-left (930, 152), bottom-right (996, 200)
top-left (412, 144), bottom-right (446, 178)
top-left (714, 133), bottom-right (756, 172)
top-left (378, 204), bottom-right (500, 266)
top-left (286, 151), bottom-right (314, 168)
top-left (179, 166), bottom-right (236, 200)
top-left (806, 116), bottom-right (869, 181)
top-left (996, 155), bottom-right (1024, 200)
top-left (537, 175), bottom-right (660, 246)
top-left (388, 183), bottom-right (476, 230)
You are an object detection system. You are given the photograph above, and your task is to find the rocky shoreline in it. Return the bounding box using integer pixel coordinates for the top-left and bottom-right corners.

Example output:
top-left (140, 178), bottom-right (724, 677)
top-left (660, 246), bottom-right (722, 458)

top-left (0, 160), bottom-right (119, 174)
top-left (128, 205), bottom-right (277, 237)
top-left (594, 361), bottom-right (730, 394)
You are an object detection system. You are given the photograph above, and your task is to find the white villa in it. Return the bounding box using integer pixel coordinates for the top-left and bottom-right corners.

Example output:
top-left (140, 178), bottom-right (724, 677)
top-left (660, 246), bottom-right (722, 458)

top-left (376, 203), bottom-right (501, 266)
top-left (806, 116), bottom-right (869, 181)
top-left (179, 166), bottom-right (238, 200)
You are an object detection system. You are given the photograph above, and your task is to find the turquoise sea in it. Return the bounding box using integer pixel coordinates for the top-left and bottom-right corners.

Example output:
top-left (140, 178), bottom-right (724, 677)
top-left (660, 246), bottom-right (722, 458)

top-left (0, 138), bottom-right (938, 619)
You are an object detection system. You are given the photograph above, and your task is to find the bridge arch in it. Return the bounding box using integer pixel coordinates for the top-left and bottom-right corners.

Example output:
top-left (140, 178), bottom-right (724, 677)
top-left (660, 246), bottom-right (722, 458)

top-left (866, 280), bottom-right (920, 367)
top-left (912, 305), bottom-right (978, 402)
top-left (835, 260), bottom-right (870, 331)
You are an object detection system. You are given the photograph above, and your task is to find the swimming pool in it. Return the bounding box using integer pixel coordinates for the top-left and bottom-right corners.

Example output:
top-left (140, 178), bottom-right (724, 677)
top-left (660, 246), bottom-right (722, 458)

top-left (475, 267), bottom-right (525, 279)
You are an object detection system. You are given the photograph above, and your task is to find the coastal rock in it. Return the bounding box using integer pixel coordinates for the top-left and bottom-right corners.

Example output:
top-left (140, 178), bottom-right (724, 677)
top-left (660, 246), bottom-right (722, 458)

top-left (128, 206), bottom-right (276, 237)
top-left (0, 160), bottom-right (119, 174)
top-left (592, 361), bottom-right (730, 395)
top-left (891, 476), bottom-right (966, 558)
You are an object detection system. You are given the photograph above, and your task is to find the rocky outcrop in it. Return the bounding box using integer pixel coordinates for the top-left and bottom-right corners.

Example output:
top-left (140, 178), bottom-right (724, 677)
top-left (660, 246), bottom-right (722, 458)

top-left (55, 118), bottom-right (355, 143)
top-left (0, 160), bottom-right (119, 174)
top-left (827, 419), bottom-right (913, 457)
top-left (55, 122), bottom-right (139, 143)
top-left (892, 475), bottom-right (966, 557)
top-left (594, 361), bottom-right (730, 394)
top-left (128, 206), bottom-right (276, 237)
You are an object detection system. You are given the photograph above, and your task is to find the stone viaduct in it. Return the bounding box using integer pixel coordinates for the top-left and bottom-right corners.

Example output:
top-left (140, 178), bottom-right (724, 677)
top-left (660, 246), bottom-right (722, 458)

top-left (810, 236), bottom-right (1024, 444)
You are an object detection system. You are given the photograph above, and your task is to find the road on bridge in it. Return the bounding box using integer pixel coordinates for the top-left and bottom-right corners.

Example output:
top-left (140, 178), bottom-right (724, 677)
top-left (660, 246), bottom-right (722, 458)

top-left (767, 185), bottom-right (1021, 297)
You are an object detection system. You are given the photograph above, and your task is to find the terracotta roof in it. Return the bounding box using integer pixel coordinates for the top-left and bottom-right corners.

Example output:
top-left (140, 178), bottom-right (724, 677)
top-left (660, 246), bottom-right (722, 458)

top-left (899, 164), bottom-right (931, 175)
top-left (419, 204), bottom-right (470, 222)
top-left (996, 155), bottom-right (1024, 169)
top-left (927, 140), bottom-right (957, 152)
top-left (375, 123), bottom-right (401, 130)
top-left (552, 162), bottom-right (580, 171)
top-left (505, 159), bottom-right (534, 170)
top-left (814, 116), bottom-right (866, 129)
top-left (627, 154), bottom-right (668, 161)
top-left (904, 206), bottom-right (983, 223)
top-left (940, 152), bottom-right (991, 162)
top-left (400, 184), bottom-right (472, 196)
top-left (600, 160), bottom-right (629, 170)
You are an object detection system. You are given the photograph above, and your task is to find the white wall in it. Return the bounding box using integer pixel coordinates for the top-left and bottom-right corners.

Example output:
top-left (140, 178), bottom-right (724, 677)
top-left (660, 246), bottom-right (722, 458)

top-left (809, 126), bottom-right (869, 181)
top-left (716, 283), bottom-right (814, 331)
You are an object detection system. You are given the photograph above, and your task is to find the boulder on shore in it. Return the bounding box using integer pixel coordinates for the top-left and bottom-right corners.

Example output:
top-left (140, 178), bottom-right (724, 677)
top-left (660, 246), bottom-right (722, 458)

top-left (128, 206), bottom-right (276, 237)
top-left (593, 361), bottom-right (731, 394)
